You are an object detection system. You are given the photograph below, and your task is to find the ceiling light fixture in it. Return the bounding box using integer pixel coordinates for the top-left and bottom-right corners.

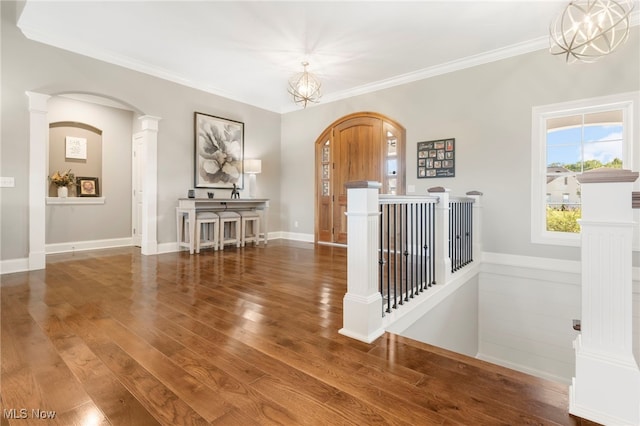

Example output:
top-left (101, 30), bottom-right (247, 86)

top-left (549, 0), bottom-right (634, 63)
top-left (288, 61), bottom-right (322, 108)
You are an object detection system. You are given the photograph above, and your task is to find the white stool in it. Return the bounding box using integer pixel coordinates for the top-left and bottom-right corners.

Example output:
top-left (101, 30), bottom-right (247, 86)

top-left (239, 210), bottom-right (260, 247)
top-left (194, 212), bottom-right (219, 253)
top-left (218, 211), bottom-right (241, 250)
top-left (176, 207), bottom-right (192, 253)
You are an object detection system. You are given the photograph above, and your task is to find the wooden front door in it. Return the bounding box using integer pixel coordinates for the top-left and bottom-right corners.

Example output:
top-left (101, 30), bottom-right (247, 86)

top-left (333, 117), bottom-right (382, 244)
top-left (315, 113), bottom-right (405, 244)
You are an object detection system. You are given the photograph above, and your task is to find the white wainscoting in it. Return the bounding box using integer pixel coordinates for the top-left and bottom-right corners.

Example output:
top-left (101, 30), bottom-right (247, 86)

top-left (396, 273), bottom-right (479, 358)
top-left (478, 252), bottom-right (640, 384)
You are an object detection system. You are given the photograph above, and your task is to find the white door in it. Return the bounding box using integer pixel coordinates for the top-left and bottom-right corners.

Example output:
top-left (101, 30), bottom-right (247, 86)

top-left (132, 132), bottom-right (145, 247)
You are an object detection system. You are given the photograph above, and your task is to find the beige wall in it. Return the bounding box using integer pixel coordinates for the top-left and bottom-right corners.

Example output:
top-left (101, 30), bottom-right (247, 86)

top-left (0, 1), bottom-right (282, 260)
top-left (280, 26), bottom-right (640, 263)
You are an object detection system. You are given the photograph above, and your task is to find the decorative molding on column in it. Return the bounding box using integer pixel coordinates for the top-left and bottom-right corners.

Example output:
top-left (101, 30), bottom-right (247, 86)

top-left (570, 170), bottom-right (640, 426)
top-left (138, 115), bottom-right (161, 255)
top-left (26, 91), bottom-right (50, 270)
top-left (428, 187), bottom-right (451, 284)
top-left (339, 182), bottom-right (384, 343)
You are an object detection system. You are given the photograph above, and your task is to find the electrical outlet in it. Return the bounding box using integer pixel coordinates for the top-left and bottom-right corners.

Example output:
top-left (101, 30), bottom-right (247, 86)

top-left (294, 221), bottom-right (299, 228)
top-left (407, 185), bottom-right (415, 193)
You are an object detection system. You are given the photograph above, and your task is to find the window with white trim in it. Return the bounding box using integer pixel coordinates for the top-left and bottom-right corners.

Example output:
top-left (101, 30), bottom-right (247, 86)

top-left (531, 92), bottom-right (638, 247)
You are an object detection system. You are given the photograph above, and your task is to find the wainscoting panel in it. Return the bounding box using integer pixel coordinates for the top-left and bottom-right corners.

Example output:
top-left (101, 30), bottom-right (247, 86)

top-left (479, 253), bottom-right (640, 384)
top-left (479, 254), bottom-right (581, 384)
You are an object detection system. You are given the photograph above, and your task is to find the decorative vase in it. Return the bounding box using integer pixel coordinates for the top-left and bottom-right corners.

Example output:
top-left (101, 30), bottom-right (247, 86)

top-left (57, 186), bottom-right (68, 198)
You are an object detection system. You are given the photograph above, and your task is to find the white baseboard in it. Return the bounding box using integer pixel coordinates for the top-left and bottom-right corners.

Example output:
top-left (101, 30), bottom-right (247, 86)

top-left (273, 231), bottom-right (314, 242)
top-left (476, 353), bottom-right (571, 385)
top-left (0, 257), bottom-right (30, 275)
top-left (157, 232), bottom-right (312, 255)
top-left (45, 237), bottom-right (133, 254)
top-left (2, 238), bottom-right (133, 274)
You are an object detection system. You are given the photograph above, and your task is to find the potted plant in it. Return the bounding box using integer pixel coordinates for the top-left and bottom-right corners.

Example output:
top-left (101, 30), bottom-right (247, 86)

top-left (49, 169), bottom-right (75, 197)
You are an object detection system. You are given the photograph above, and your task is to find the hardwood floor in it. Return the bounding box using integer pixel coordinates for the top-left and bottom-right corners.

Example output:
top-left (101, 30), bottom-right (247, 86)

top-left (1, 240), bottom-right (598, 425)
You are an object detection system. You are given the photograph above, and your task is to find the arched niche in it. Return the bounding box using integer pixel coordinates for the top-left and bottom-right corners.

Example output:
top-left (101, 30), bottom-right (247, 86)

top-left (48, 121), bottom-right (103, 197)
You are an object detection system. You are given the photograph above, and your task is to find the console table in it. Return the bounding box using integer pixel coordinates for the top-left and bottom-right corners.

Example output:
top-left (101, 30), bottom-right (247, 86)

top-left (177, 198), bottom-right (269, 254)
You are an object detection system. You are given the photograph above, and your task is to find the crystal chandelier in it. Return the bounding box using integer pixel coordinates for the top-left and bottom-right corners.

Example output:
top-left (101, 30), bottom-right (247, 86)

top-left (288, 61), bottom-right (322, 108)
top-left (549, 0), bottom-right (634, 63)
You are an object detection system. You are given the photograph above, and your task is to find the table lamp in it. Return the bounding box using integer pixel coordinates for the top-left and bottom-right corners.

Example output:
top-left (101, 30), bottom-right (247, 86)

top-left (244, 159), bottom-right (262, 198)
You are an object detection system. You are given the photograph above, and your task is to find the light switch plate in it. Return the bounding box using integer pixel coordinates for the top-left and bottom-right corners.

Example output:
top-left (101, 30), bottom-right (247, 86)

top-left (0, 177), bottom-right (15, 188)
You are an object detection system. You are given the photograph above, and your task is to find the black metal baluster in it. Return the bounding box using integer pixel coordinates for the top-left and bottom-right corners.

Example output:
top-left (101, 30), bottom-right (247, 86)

top-left (403, 203), bottom-right (409, 302)
top-left (392, 204), bottom-right (397, 309)
top-left (398, 203), bottom-right (404, 305)
top-left (379, 204), bottom-right (385, 315)
top-left (409, 203), bottom-right (415, 299)
top-left (468, 202), bottom-right (473, 265)
top-left (386, 204), bottom-right (391, 313)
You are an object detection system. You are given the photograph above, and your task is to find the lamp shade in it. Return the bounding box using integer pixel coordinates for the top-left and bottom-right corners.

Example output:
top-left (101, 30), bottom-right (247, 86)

top-left (245, 159), bottom-right (262, 174)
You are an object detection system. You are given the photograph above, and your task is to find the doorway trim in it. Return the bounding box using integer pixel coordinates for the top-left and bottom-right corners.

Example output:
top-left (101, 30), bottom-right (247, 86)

top-left (26, 91), bottom-right (160, 270)
top-left (314, 111), bottom-right (406, 244)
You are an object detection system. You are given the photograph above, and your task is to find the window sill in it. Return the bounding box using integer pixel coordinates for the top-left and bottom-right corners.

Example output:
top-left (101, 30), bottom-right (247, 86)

top-left (46, 197), bottom-right (105, 205)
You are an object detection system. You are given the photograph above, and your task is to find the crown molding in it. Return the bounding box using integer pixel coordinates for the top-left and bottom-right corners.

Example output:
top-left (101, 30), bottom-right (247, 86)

top-left (20, 10), bottom-right (640, 115)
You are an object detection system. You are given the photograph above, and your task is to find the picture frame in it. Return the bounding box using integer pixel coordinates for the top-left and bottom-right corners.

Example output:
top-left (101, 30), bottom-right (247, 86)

top-left (417, 138), bottom-right (455, 178)
top-left (194, 112), bottom-right (244, 189)
top-left (77, 177), bottom-right (99, 197)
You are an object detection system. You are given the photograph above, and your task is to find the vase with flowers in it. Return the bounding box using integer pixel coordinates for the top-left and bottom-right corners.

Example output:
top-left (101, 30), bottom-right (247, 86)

top-left (49, 169), bottom-right (75, 198)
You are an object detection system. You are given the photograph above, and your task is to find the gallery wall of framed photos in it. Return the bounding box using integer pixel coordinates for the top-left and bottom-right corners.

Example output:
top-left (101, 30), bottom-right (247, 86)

top-left (417, 138), bottom-right (455, 178)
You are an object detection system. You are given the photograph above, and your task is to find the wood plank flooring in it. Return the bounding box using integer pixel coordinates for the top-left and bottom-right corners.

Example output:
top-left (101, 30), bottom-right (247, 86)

top-left (1, 240), bottom-right (598, 425)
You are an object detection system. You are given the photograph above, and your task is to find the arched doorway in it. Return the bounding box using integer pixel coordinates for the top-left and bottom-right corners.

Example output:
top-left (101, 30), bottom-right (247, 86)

top-left (26, 91), bottom-right (160, 270)
top-left (315, 112), bottom-right (406, 244)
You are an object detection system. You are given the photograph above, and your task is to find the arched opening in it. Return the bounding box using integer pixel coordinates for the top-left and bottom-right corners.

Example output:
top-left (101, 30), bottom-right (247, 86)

top-left (315, 112), bottom-right (406, 244)
top-left (26, 91), bottom-right (160, 270)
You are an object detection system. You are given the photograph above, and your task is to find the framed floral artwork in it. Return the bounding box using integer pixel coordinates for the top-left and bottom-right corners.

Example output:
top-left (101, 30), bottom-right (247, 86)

top-left (194, 112), bottom-right (244, 189)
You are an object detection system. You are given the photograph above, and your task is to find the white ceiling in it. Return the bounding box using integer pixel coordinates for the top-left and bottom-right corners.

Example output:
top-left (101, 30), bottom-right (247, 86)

top-left (16, 1), bottom-right (639, 113)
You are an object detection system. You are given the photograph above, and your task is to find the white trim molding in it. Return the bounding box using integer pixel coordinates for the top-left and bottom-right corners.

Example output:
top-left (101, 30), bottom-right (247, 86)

top-left (46, 197), bottom-right (106, 205)
top-left (26, 91), bottom-right (51, 271)
top-left (45, 237), bottom-right (133, 254)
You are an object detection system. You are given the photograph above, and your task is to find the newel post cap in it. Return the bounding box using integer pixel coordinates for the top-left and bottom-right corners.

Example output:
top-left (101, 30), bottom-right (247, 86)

top-left (345, 181), bottom-right (382, 189)
top-left (427, 186), bottom-right (449, 193)
top-left (576, 168), bottom-right (639, 184)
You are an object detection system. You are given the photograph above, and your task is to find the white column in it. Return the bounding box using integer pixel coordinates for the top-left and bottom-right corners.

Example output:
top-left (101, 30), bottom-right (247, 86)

top-left (26, 91), bottom-right (50, 270)
top-left (138, 115), bottom-right (161, 255)
top-left (570, 168), bottom-right (640, 426)
top-left (339, 181), bottom-right (385, 343)
top-left (428, 187), bottom-right (451, 285)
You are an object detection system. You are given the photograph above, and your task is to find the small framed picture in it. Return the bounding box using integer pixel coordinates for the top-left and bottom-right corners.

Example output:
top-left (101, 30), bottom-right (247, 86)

top-left (77, 177), bottom-right (99, 197)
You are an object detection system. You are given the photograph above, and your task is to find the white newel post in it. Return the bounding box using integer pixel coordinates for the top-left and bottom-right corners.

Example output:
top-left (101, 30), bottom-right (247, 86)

top-left (339, 181), bottom-right (385, 343)
top-left (428, 187), bottom-right (451, 285)
top-left (466, 191), bottom-right (483, 261)
top-left (570, 168), bottom-right (640, 426)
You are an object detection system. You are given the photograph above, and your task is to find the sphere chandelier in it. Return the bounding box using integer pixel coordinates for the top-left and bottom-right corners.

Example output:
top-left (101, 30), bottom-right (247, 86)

top-left (549, 0), bottom-right (634, 63)
top-left (288, 61), bottom-right (322, 108)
